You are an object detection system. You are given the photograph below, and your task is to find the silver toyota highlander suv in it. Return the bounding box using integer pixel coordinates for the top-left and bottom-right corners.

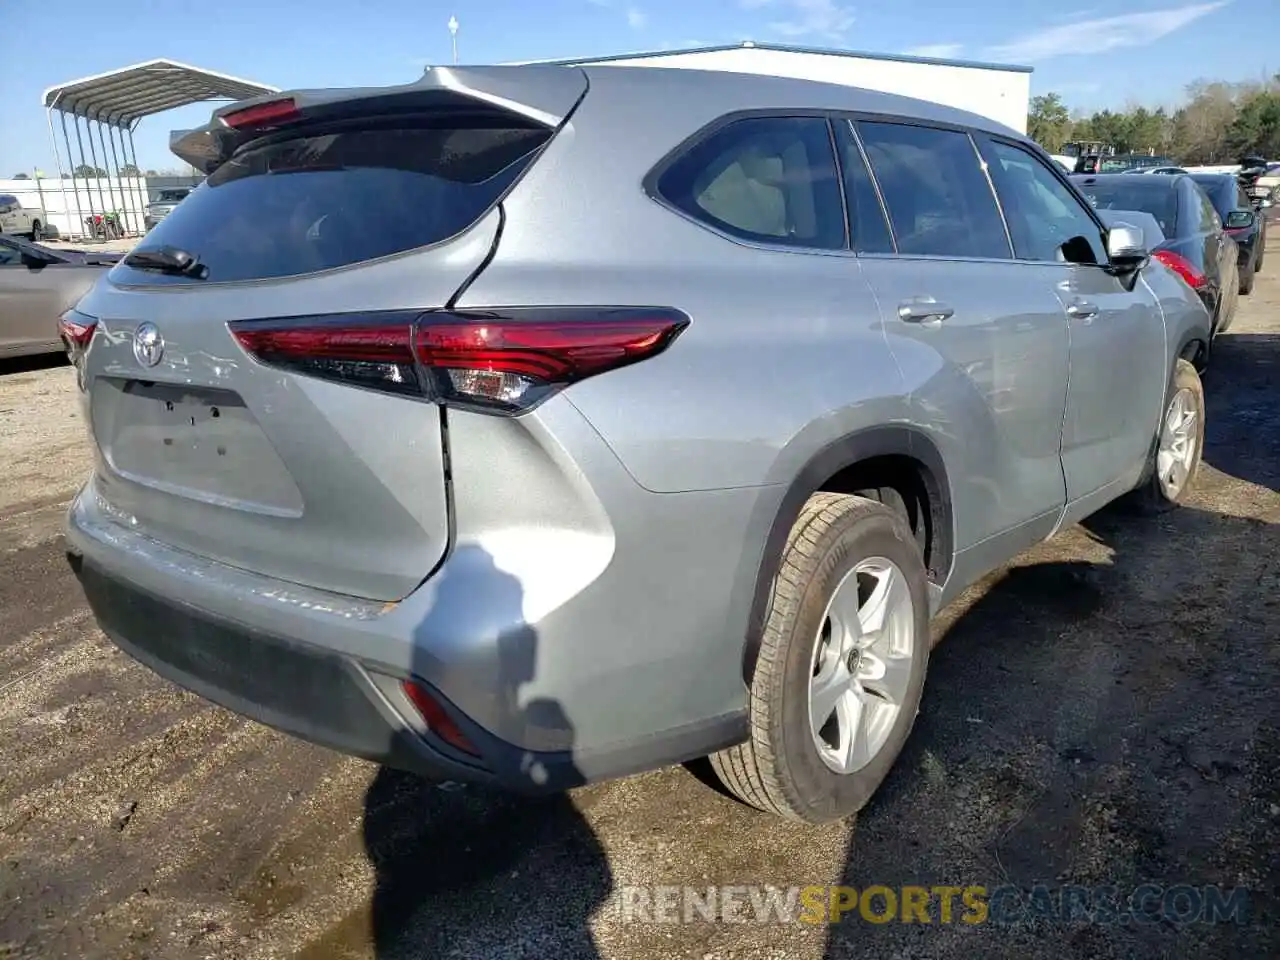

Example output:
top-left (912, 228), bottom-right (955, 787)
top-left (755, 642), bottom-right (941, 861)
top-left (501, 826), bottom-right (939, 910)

top-left (63, 65), bottom-right (1212, 823)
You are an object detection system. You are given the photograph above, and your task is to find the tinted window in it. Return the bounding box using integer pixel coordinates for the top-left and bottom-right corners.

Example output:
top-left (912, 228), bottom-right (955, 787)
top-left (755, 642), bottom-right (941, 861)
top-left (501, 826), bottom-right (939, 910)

top-left (0, 246), bottom-right (18, 266)
top-left (833, 121), bottom-right (894, 253)
top-left (657, 116), bottom-right (845, 250)
top-left (982, 139), bottom-right (1105, 264)
top-left (856, 121), bottom-right (1010, 259)
top-left (0, 196), bottom-right (15, 212)
top-left (1190, 177), bottom-right (1232, 217)
top-left (119, 117), bottom-right (551, 284)
top-left (1075, 179), bottom-right (1179, 237)
top-left (1195, 187), bottom-right (1220, 232)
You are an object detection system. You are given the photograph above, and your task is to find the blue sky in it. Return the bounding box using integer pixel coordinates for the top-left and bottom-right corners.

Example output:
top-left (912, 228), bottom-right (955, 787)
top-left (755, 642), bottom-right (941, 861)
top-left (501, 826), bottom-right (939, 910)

top-left (0, 0), bottom-right (1270, 177)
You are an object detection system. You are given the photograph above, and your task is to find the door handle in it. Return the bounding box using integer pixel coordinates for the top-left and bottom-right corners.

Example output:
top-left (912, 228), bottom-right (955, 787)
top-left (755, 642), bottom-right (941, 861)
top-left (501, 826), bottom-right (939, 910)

top-left (1066, 300), bottom-right (1099, 319)
top-left (897, 299), bottom-right (954, 324)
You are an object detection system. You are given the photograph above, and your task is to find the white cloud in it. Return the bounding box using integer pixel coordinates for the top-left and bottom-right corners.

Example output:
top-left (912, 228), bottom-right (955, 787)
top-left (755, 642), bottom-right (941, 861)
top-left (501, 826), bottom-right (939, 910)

top-left (986, 1), bottom-right (1228, 63)
top-left (903, 43), bottom-right (963, 59)
top-left (589, 0), bottom-right (648, 30)
top-left (740, 0), bottom-right (856, 40)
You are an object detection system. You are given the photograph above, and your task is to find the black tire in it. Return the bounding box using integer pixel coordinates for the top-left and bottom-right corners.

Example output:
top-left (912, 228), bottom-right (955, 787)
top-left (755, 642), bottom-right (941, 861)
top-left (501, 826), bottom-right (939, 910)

top-left (29, 220), bottom-right (41, 242)
top-left (1240, 263), bottom-right (1255, 296)
top-left (709, 493), bottom-right (930, 823)
top-left (1125, 358), bottom-right (1205, 514)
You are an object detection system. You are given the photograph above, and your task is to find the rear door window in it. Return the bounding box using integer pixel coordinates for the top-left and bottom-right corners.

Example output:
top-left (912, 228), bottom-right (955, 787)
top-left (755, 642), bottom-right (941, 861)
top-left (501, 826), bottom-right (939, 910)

top-left (832, 120), bottom-right (894, 254)
top-left (118, 117), bottom-right (551, 284)
top-left (855, 121), bottom-right (1011, 260)
top-left (655, 116), bottom-right (846, 250)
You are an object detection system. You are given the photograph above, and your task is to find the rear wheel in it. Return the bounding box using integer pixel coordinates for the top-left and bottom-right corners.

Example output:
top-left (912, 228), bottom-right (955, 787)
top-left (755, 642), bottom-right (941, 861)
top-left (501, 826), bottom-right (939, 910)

top-left (710, 493), bottom-right (930, 823)
top-left (1241, 264), bottom-right (1255, 295)
top-left (1126, 359), bottom-right (1204, 513)
top-left (29, 220), bottom-right (41, 242)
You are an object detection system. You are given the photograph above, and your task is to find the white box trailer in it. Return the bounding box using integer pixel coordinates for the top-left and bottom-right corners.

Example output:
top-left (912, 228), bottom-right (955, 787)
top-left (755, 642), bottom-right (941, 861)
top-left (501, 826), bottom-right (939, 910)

top-left (516, 41), bottom-right (1032, 134)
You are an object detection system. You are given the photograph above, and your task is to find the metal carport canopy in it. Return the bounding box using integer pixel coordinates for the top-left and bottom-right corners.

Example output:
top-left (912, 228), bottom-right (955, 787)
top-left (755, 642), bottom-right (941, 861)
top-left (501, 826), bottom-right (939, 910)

top-left (42, 58), bottom-right (278, 127)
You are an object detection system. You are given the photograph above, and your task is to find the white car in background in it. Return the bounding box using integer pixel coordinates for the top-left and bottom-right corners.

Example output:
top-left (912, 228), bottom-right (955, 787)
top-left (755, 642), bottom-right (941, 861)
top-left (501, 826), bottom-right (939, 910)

top-left (0, 194), bottom-right (47, 240)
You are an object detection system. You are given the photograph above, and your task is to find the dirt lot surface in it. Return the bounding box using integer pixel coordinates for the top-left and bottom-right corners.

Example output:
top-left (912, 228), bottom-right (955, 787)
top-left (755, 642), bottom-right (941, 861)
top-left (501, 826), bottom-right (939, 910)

top-left (43, 238), bottom-right (139, 255)
top-left (1, 244), bottom-right (1278, 960)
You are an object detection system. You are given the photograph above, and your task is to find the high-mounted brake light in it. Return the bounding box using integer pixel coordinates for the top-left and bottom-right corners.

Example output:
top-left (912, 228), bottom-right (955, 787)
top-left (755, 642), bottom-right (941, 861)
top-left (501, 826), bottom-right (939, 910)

top-left (222, 98), bottom-right (300, 130)
top-left (1151, 249), bottom-right (1207, 290)
top-left (229, 308), bottom-right (690, 413)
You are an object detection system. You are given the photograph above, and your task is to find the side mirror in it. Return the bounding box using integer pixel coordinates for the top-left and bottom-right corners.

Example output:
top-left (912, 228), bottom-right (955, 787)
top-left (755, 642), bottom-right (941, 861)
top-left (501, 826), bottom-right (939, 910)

top-left (1106, 222), bottom-right (1148, 269)
top-left (1226, 209), bottom-right (1256, 229)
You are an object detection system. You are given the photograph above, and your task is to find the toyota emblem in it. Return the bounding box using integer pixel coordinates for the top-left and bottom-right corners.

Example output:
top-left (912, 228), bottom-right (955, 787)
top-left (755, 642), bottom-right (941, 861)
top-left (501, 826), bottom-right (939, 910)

top-left (133, 322), bottom-right (164, 367)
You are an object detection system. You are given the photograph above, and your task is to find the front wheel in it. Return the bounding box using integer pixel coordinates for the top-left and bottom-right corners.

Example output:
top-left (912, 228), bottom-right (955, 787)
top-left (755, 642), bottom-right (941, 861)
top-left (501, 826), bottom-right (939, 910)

top-left (29, 220), bottom-right (42, 242)
top-left (1240, 263), bottom-right (1255, 296)
top-left (709, 493), bottom-right (930, 823)
top-left (1126, 358), bottom-right (1205, 513)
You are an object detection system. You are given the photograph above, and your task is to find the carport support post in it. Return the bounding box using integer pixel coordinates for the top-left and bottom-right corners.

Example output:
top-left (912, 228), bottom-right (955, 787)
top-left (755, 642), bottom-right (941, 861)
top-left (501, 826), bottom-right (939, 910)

top-left (92, 118), bottom-right (121, 233)
top-left (118, 122), bottom-right (140, 235)
top-left (114, 123), bottom-right (140, 235)
top-left (93, 117), bottom-right (122, 235)
top-left (44, 107), bottom-right (73, 241)
top-left (103, 117), bottom-right (132, 235)
top-left (64, 111), bottom-right (95, 237)
top-left (80, 116), bottom-right (108, 231)
top-left (126, 126), bottom-right (144, 233)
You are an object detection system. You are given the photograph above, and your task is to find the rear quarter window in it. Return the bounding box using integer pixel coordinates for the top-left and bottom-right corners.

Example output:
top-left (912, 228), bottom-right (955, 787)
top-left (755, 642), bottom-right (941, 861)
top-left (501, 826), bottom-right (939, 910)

top-left (654, 116), bottom-right (846, 250)
top-left (116, 117), bottom-right (550, 284)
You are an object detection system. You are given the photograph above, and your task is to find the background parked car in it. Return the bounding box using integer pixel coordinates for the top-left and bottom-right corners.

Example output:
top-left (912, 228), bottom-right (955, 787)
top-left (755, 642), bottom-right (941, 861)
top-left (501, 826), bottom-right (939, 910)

top-left (1191, 172), bottom-right (1267, 294)
top-left (1073, 172), bottom-right (1239, 336)
top-left (0, 194), bottom-right (47, 240)
top-left (0, 235), bottom-right (120, 358)
top-left (144, 188), bottom-right (192, 231)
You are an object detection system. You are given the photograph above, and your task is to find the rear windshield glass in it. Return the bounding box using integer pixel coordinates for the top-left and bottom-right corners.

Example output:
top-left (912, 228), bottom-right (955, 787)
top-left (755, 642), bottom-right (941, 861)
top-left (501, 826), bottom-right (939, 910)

top-left (115, 117), bottom-right (550, 284)
top-left (1076, 180), bottom-right (1179, 237)
top-left (1190, 177), bottom-right (1231, 215)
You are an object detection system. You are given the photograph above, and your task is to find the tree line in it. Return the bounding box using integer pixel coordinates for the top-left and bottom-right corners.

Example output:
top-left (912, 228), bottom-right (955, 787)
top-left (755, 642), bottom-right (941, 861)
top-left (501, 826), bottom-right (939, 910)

top-left (1028, 73), bottom-right (1280, 164)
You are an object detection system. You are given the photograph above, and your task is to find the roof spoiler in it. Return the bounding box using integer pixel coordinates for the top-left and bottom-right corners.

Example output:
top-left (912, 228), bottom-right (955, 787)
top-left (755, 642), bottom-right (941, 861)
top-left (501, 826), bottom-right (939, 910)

top-left (170, 64), bottom-right (588, 175)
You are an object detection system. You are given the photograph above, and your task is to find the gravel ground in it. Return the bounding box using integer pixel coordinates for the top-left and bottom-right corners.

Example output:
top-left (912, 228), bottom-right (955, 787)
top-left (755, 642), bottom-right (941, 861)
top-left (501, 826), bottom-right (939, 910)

top-left (1, 243), bottom-right (1277, 960)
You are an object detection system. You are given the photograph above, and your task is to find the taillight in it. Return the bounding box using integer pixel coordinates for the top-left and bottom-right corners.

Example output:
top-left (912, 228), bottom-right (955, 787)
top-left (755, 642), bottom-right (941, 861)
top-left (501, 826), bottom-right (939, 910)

top-left (58, 310), bottom-right (97, 388)
top-left (58, 311), bottom-right (96, 350)
top-left (401, 680), bottom-right (479, 756)
top-left (1151, 250), bottom-right (1207, 289)
top-left (221, 97), bottom-right (300, 130)
top-left (229, 308), bottom-right (690, 414)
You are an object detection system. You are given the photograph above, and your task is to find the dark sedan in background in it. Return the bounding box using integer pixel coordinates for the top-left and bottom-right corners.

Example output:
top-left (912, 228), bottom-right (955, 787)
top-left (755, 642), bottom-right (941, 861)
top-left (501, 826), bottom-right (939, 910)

top-left (0, 235), bottom-right (119, 359)
top-left (1191, 173), bottom-right (1266, 294)
top-left (1072, 173), bottom-right (1239, 338)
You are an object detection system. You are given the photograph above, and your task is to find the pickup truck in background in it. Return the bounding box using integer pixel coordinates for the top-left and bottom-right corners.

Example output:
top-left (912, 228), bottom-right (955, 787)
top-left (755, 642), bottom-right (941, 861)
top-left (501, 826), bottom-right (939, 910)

top-left (144, 188), bottom-right (192, 231)
top-left (0, 194), bottom-right (47, 240)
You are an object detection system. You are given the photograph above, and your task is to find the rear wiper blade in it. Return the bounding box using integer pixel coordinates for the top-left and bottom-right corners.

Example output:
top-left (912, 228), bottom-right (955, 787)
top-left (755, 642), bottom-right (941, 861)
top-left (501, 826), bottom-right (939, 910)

top-left (123, 245), bottom-right (209, 279)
